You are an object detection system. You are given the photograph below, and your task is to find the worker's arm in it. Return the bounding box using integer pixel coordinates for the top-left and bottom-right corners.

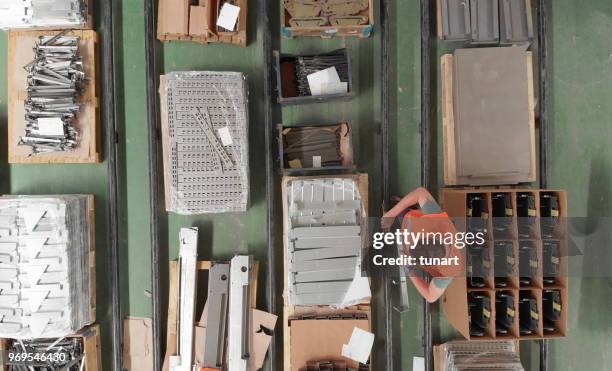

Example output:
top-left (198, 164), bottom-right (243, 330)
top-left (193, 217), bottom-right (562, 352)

top-left (409, 275), bottom-right (452, 303)
top-left (383, 187), bottom-right (435, 220)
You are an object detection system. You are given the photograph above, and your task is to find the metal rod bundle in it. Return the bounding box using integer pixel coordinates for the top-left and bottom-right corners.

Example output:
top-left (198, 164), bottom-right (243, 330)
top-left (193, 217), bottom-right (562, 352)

top-left (294, 52), bottom-right (349, 96)
top-left (6, 337), bottom-right (85, 371)
top-left (20, 33), bottom-right (86, 155)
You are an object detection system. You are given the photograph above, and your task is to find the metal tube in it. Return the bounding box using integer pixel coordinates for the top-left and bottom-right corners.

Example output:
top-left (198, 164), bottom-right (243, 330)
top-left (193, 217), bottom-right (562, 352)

top-left (145, 0), bottom-right (163, 370)
top-left (100, 0), bottom-right (122, 369)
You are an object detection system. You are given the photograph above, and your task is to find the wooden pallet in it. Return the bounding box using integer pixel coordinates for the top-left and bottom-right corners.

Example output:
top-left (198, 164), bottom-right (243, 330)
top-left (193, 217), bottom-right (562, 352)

top-left (441, 52), bottom-right (536, 186)
top-left (157, 0), bottom-right (248, 47)
top-left (7, 29), bottom-right (101, 164)
top-left (280, 173), bottom-right (371, 371)
top-left (281, 0), bottom-right (374, 39)
top-left (0, 324), bottom-right (102, 371)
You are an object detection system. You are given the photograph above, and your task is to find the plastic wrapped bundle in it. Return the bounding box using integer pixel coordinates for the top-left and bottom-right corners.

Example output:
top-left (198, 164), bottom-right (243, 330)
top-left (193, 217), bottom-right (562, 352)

top-left (160, 71), bottom-right (250, 215)
top-left (0, 0), bottom-right (89, 30)
top-left (0, 195), bottom-right (94, 339)
top-left (440, 340), bottom-right (524, 371)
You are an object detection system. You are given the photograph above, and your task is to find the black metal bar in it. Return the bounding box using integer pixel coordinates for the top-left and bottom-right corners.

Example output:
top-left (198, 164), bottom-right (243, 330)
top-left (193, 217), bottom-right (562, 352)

top-left (537, 1), bottom-right (551, 370)
top-left (380, 0), bottom-right (394, 369)
top-left (144, 0), bottom-right (163, 370)
top-left (261, 0), bottom-right (277, 369)
top-left (99, 0), bottom-right (122, 369)
top-left (421, 0), bottom-right (433, 369)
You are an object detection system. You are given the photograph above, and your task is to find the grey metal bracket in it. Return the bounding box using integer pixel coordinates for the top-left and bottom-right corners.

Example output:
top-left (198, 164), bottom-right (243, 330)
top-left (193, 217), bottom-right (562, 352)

top-left (203, 262), bottom-right (230, 368)
top-left (470, 0), bottom-right (500, 43)
top-left (500, 0), bottom-right (534, 44)
top-left (441, 0), bottom-right (471, 41)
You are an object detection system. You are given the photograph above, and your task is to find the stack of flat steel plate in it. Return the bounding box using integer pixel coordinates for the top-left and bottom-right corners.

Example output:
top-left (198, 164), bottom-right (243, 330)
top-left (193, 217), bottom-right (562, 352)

top-left (161, 71), bottom-right (250, 214)
top-left (286, 178), bottom-right (368, 306)
top-left (0, 195), bottom-right (93, 339)
top-left (0, 0), bottom-right (89, 30)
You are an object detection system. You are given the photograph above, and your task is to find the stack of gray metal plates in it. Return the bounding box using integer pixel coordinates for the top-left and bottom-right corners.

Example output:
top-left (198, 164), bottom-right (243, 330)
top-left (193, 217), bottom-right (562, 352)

top-left (286, 178), bottom-right (367, 306)
top-left (161, 71), bottom-right (250, 214)
top-left (0, 195), bottom-right (93, 339)
top-left (0, 0), bottom-right (89, 30)
top-left (440, 0), bottom-right (532, 44)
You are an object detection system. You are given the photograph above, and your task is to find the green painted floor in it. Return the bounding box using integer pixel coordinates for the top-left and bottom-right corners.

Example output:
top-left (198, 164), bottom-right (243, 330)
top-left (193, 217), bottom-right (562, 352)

top-left (1, 0), bottom-right (611, 370)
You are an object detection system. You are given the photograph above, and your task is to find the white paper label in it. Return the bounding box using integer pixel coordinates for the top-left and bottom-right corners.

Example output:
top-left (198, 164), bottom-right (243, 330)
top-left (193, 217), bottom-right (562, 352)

top-left (307, 67), bottom-right (342, 96)
top-left (217, 3), bottom-right (240, 31)
top-left (36, 118), bottom-right (64, 136)
top-left (413, 356), bottom-right (425, 371)
top-left (217, 127), bottom-right (233, 146)
top-left (312, 156), bottom-right (321, 168)
top-left (341, 327), bottom-right (374, 364)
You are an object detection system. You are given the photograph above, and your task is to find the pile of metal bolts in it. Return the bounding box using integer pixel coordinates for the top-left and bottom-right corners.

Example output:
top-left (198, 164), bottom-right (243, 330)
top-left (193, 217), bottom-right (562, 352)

top-left (6, 337), bottom-right (85, 371)
top-left (20, 32), bottom-right (85, 155)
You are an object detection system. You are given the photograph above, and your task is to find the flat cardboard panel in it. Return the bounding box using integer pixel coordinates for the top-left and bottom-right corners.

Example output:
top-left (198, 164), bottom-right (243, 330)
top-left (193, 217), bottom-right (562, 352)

top-left (158, 0), bottom-right (189, 36)
top-left (289, 318), bottom-right (369, 370)
top-left (8, 30), bottom-right (100, 164)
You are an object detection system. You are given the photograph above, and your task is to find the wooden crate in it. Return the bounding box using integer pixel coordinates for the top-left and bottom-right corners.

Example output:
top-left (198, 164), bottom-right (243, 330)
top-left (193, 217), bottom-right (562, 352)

top-left (157, 0), bottom-right (248, 47)
top-left (162, 260), bottom-right (259, 371)
top-left (0, 324), bottom-right (102, 371)
top-left (7, 29), bottom-right (101, 164)
top-left (281, 0), bottom-right (374, 38)
top-left (281, 174), bottom-right (371, 370)
top-left (441, 52), bottom-right (536, 186)
top-left (440, 188), bottom-right (568, 340)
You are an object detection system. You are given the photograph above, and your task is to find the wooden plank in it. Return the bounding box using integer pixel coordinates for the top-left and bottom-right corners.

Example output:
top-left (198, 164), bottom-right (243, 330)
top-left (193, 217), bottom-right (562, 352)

top-left (7, 29), bottom-right (100, 164)
top-left (87, 194), bottom-right (97, 323)
top-left (441, 54), bottom-right (457, 186)
top-left (526, 52), bottom-right (537, 182)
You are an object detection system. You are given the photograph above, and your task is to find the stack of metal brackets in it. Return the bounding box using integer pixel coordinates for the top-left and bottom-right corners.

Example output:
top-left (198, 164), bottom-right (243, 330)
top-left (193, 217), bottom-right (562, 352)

top-left (0, 0), bottom-right (89, 30)
top-left (0, 195), bottom-right (93, 339)
top-left (440, 0), bottom-right (532, 44)
top-left (439, 340), bottom-right (524, 370)
top-left (162, 71), bottom-right (249, 214)
top-left (286, 178), bottom-right (365, 306)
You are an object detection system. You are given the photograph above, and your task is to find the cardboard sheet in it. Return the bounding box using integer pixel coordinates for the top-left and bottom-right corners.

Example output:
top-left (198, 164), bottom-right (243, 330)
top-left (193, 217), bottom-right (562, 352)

top-left (289, 318), bottom-right (369, 371)
top-left (122, 317), bottom-right (154, 371)
top-left (251, 309), bottom-right (278, 370)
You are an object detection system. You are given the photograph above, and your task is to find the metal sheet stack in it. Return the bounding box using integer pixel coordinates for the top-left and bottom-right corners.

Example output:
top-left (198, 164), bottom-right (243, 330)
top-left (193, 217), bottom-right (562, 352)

top-left (0, 0), bottom-right (89, 30)
top-left (439, 341), bottom-right (524, 370)
top-left (286, 178), bottom-right (369, 306)
top-left (161, 71), bottom-right (250, 215)
top-left (0, 195), bottom-right (93, 339)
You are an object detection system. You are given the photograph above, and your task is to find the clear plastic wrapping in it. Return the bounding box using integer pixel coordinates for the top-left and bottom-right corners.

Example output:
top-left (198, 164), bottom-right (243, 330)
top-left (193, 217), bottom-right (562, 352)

top-left (160, 71), bottom-right (250, 215)
top-left (0, 0), bottom-right (89, 30)
top-left (0, 195), bottom-right (93, 339)
top-left (440, 340), bottom-right (524, 371)
top-left (285, 178), bottom-right (370, 307)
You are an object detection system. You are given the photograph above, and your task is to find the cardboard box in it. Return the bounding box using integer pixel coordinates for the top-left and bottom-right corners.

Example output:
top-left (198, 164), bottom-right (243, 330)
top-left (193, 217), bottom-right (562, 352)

top-left (441, 49), bottom-right (536, 186)
top-left (157, 0), bottom-right (247, 46)
top-left (7, 30), bottom-right (100, 164)
top-left (281, 0), bottom-right (374, 38)
top-left (0, 324), bottom-right (102, 371)
top-left (278, 122), bottom-right (355, 174)
top-left (281, 174), bottom-right (372, 370)
top-left (440, 188), bottom-right (568, 340)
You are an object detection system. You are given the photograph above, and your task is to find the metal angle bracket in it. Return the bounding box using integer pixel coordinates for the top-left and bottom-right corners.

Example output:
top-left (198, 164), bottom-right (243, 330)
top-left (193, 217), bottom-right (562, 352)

top-left (203, 263), bottom-right (230, 368)
top-left (228, 255), bottom-right (253, 371)
top-left (440, 0), bottom-right (471, 41)
top-left (192, 107), bottom-right (234, 169)
top-left (169, 227), bottom-right (199, 371)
